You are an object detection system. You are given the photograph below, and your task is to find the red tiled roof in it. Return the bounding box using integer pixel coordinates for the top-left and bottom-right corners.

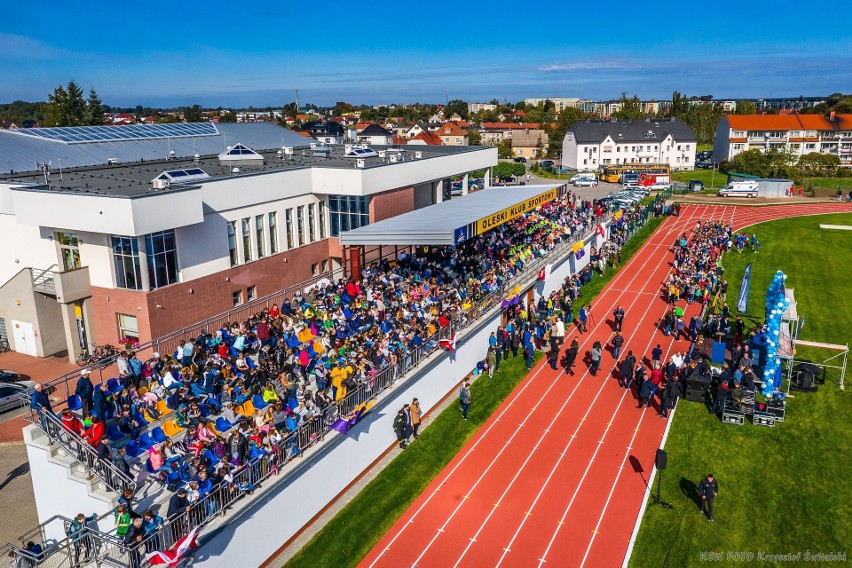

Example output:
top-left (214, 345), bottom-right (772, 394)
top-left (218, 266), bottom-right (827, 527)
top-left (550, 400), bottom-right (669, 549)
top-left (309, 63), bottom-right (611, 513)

top-left (482, 122), bottom-right (542, 130)
top-left (437, 122), bottom-right (466, 136)
top-left (411, 131), bottom-right (443, 145)
top-left (726, 113), bottom-right (852, 132)
top-left (392, 135), bottom-right (407, 145)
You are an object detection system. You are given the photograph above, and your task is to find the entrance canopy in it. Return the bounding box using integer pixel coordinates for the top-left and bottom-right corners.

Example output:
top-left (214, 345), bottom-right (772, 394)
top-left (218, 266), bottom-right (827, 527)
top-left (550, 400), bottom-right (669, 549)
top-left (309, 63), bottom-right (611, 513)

top-left (339, 184), bottom-right (565, 246)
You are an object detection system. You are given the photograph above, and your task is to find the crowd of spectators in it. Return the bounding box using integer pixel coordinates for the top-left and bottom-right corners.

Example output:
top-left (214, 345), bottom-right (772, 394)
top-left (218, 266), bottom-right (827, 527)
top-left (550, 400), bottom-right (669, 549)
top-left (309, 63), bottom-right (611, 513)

top-left (33, 189), bottom-right (613, 552)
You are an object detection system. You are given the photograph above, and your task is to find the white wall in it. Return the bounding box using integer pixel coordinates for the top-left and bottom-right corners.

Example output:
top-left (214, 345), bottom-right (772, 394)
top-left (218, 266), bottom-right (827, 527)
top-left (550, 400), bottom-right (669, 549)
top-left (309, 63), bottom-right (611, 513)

top-left (25, 433), bottom-right (114, 543)
top-left (0, 214), bottom-right (57, 288)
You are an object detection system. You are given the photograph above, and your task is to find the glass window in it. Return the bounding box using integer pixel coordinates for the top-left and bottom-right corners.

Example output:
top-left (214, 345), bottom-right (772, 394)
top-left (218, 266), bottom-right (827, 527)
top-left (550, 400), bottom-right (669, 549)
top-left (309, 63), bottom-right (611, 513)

top-left (311, 263), bottom-right (319, 276)
top-left (318, 201), bottom-right (326, 239)
top-left (297, 206), bottom-right (305, 246)
top-left (308, 204), bottom-right (316, 242)
top-left (117, 313), bottom-right (139, 343)
top-left (247, 285), bottom-right (256, 301)
top-left (145, 230), bottom-right (178, 289)
top-left (285, 209), bottom-right (294, 248)
top-left (328, 195), bottom-right (370, 237)
top-left (268, 212), bottom-right (278, 254)
top-left (111, 235), bottom-right (142, 290)
top-left (57, 232), bottom-right (81, 271)
top-left (227, 222), bottom-right (237, 266)
top-left (321, 259), bottom-right (328, 273)
top-left (232, 291), bottom-right (243, 307)
top-left (241, 218), bottom-right (252, 261)
top-left (255, 215), bottom-right (265, 258)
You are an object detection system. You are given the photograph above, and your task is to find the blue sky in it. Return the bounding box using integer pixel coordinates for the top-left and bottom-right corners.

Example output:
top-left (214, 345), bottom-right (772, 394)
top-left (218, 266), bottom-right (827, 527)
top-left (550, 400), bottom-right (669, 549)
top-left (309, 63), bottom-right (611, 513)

top-left (2, 0), bottom-right (850, 108)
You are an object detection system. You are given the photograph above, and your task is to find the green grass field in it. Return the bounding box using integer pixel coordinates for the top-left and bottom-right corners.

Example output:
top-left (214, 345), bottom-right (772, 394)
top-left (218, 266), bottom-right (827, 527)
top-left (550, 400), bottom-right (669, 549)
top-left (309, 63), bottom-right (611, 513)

top-left (672, 169), bottom-right (725, 189)
top-left (285, 217), bottom-right (665, 568)
top-left (629, 213), bottom-right (852, 567)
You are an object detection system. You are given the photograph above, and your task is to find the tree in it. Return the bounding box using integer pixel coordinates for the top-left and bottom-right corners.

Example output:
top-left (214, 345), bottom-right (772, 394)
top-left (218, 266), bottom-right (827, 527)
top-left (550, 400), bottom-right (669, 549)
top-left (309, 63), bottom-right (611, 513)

top-left (44, 81), bottom-right (86, 126)
top-left (84, 89), bottom-right (104, 125)
top-left (798, 152), bottom-right (840, 176)
top-left (183, 104), bottom-right (204, 122)
top-left (671, 91), bottom-right (689, 116)
top-left (545, 107), bottom-right (587, 156)
top-left (497, 138), bottom-right (513, 159)
top-left (332, 101), bottom-right (353, 116)
top-left (218, 111), bottom-right (238, 123)
top-left (493, 161), bottom-right (517, 179)
top-left (613, 92), bottom-right (644, 120)
top-left (444, 99), bottom-right (469, 120)
top-left (65, 81), bottom-right (86, 126)
top-left (734, 100), bottom-right (756, 115)
top-left (468, 128), bottom-right (482, 146)
top-left (681, 103), bottom-right (724, 145)
top-left (512, 162), bottom-right (526, 177)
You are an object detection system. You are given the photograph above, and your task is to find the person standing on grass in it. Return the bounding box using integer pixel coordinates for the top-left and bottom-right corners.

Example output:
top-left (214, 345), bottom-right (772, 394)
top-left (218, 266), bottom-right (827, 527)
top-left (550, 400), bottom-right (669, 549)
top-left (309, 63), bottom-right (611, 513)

top-left (393, 409), bottom-right (408, 449)
top-left (410, 398), bottom-right (422, 439)
top-left (611, 331), bottom-right (624, 360)
top-left (613, 305), bottom-right (625, 332)
top-left (486, 346), bottom-right (497, 378)
top-left (459, 379), bottom-right (472, 420)
top-left (698, 474), bottom-right (719, 521)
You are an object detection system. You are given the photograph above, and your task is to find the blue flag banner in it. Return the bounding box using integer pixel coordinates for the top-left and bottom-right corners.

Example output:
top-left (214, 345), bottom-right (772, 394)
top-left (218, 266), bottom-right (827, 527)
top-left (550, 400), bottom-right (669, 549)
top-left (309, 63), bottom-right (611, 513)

top-left (737, 263), bottom-right (752, 313)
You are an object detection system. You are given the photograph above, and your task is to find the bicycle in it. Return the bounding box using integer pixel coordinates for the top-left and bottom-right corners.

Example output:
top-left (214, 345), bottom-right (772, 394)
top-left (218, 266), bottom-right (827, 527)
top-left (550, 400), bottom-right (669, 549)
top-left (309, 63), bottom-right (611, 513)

top-left (75, 344), bottom-right (120, 367)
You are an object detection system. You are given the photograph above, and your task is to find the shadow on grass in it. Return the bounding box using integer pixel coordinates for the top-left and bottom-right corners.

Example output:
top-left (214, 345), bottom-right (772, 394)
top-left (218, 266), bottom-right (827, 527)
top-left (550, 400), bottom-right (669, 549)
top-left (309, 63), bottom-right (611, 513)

top-left (679, 477), bottom-right (701, 510)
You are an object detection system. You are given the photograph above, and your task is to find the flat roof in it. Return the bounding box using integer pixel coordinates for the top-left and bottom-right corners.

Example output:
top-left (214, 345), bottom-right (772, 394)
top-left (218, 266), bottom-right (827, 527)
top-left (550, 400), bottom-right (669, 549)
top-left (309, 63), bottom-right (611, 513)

top-left (0, 143), bottom-right (488, 198)
top-left (339, 184), bottom-right (565, 246)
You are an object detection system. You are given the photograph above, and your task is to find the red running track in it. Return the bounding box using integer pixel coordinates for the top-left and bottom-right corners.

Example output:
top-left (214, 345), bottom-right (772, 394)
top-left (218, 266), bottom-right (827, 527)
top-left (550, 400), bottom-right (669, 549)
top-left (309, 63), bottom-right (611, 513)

top-left (361, 203), bottom-right (852, 568)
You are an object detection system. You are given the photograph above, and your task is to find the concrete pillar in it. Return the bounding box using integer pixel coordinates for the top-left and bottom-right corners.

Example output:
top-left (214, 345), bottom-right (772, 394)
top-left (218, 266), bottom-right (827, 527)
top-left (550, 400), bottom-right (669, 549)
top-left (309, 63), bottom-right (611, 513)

top-left (59, 303), bottom-right (83, 364)
top-left (136, 236), bottom-right (151, 292)
top-left (349, 245), bottom-right (362, 282)
top-left (462, 173), bottom-right (469, 196)
top-left (484, 168), bottom-right (491, 188)
top-left (433, 180), bottom-right (444, 204)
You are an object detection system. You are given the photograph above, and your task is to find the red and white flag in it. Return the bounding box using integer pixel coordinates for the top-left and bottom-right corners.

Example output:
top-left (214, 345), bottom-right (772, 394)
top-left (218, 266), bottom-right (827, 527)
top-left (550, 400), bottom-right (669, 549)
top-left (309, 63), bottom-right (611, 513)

top-left (596, 224), bottom-right (605, 237)
top-left (538, 263), bottom-right (552, 281)
top-left (439, 334), bottom-right (457, 352)
top-left (146, 526), bottom-right (201, 567)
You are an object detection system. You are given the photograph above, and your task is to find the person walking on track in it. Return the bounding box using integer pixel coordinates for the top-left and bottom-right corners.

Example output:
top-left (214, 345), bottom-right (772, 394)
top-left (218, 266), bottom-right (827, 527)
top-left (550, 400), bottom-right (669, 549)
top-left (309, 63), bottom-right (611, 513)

top-left (613, 305), bottom-right (625, 332)
top-left (564, 338), bottom-right (579, 375)
top-left (589, 341), bottom-right (602, 376)
top-left (611, 331), bottom-right (624, 360)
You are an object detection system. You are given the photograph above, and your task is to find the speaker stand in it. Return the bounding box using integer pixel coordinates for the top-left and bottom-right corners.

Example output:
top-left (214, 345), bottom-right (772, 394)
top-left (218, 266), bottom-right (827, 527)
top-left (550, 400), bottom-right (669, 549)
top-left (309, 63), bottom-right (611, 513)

top-left (648, 469), bottom-right (673, 509)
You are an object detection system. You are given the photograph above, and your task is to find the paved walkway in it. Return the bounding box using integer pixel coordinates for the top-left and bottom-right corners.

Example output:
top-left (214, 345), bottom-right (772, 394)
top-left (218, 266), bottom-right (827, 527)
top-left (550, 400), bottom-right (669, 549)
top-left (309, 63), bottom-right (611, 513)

top-left (0, 443), bottom-right (38, 546)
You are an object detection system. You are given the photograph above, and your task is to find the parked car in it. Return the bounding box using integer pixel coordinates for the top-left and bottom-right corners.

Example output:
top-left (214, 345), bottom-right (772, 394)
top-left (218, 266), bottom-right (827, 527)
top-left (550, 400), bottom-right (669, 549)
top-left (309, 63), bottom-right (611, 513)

top-left (695, 162), bottom-right (712, 169)
top-left (688, 179), bottom-right (705, 192)
top-left (573, 177), bottom-right (596, 187)
top-left (0, 381), bottom-right (38, 414)
top-left (513, 157), bottom-right (527, 163)
top-left (0, 369), bottom-right (21, 383)
top-left (540, 160), bottom-right (555, 171)
top-left (718, 181), bottom-right (759, 198)
top-left (649, 182), bottom-right (670, 191)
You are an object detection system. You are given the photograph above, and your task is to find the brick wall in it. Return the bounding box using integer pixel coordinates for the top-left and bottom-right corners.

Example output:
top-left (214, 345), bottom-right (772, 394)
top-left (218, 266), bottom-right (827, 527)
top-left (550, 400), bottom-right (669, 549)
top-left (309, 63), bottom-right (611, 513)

top-left (90, 239), bottom-right (334, 343)
top-left (369, 185), bottom-right (414, 223)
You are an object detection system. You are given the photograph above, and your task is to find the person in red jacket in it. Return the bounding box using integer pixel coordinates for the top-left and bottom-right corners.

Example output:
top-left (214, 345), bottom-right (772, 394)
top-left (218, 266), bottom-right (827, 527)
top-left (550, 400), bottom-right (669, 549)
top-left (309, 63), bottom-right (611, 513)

top-left (60, 408), bottom-right (83, 436)
top-left (81, 415), bottom-right (105, 447)
top-left (649, 364), bottom-right (665, 402)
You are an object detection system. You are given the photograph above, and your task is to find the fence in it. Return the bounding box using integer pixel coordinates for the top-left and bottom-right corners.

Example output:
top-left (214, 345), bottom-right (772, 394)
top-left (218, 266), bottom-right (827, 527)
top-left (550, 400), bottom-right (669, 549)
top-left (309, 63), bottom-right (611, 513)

top-left (16, 207), bottom-right (639, 567)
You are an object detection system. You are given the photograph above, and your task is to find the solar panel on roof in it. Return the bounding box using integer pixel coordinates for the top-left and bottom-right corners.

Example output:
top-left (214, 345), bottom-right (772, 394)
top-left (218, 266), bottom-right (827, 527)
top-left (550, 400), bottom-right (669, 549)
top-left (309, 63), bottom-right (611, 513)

top-left (9, 122), bottom-right (219, 144)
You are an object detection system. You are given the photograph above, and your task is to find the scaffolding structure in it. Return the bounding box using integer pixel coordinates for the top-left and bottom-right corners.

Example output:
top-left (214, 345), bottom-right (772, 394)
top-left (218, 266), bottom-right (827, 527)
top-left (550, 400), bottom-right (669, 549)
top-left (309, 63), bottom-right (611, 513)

top-left (782, 289), bottom-right (848, 391)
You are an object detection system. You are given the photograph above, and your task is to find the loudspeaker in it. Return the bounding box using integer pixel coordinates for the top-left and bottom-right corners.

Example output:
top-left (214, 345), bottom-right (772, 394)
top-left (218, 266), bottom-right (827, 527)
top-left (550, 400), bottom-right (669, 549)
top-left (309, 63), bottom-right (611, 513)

top-left (655, 449), bottom-right (668, 470)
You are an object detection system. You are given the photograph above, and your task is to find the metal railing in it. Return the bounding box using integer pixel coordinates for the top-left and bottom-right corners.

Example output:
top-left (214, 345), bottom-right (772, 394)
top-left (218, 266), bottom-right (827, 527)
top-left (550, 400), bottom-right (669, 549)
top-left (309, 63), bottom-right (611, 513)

top-left (14, 207), bottom-right (635, 567)
top-left (27, 406), bottom-right (137, 496)
top-left (31, 265), bottom-right (57, 295)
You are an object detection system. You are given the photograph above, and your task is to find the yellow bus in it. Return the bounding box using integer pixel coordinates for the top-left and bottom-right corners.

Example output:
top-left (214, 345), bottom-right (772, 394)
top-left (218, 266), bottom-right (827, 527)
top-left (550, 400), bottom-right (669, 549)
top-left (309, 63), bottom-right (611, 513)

top-left (600, 163), bottom-right (670, 184)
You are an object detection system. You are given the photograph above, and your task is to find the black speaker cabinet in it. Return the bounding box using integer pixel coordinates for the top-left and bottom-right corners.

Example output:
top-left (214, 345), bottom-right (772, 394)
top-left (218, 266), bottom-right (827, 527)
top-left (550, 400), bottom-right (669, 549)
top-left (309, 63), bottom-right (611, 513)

top-left (655, 449), bottom-right (668, 470)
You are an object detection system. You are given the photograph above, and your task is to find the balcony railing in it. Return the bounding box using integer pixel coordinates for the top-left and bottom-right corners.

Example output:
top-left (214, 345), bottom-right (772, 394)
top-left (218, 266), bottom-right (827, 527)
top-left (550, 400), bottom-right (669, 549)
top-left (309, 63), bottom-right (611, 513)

top-left (31, 265), bottom-right (57, 295)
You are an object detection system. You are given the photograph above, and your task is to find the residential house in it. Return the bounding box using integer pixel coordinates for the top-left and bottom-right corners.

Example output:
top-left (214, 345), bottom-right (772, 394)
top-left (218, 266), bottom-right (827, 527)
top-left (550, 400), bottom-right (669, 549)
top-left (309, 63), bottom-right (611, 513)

top-left (562, 118), bottom-right (696, 171)
top-left (714, 113), bottom-right (852, 166)
top-left (301, 121), bottom-right (345, 145)
top-left (468, 103), bottom-right (497, 114)
top-left (409, 131), bottom-right (444, 146)
top-left (357, 124), bottom-right (394, 145)
top-left (511, 129), bottom-right (549, 159)
top-left (436, 122), bottom-right (468, 146)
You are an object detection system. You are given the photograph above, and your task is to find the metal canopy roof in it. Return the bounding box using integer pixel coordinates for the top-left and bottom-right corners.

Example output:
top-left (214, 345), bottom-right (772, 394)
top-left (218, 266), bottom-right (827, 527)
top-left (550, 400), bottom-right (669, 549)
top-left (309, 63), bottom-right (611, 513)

top-left (339, 184), bottom-right (564, 246)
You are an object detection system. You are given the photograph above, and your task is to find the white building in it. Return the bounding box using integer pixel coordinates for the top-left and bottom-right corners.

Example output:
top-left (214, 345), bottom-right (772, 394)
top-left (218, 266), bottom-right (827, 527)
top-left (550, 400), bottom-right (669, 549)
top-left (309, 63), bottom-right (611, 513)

top-left (0, 122), bottom-right (495, 361)
top-left (713, 113), bottom-right (852, 166)
top-left (562, 118), bottom-right (697, 171)
top-left (467, 102), bottom-right (497, 114)
top-left (524, 97), bottom-right (580, 113)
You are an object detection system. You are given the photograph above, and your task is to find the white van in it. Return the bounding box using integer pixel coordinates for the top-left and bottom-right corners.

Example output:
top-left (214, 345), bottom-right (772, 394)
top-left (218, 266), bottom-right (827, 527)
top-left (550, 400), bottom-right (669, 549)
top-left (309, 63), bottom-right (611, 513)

top-left (718, 181), bottom-right (759, 198)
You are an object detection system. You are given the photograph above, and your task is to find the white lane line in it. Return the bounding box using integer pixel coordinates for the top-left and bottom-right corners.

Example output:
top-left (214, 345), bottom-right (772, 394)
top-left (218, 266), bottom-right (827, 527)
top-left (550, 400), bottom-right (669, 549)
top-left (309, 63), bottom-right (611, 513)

top-left (532, 204), bottom-right (725, 567)
top-left (489, 204), bottom-right (711, 568)
top-left (374, 213), bottom-right (686, 563)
